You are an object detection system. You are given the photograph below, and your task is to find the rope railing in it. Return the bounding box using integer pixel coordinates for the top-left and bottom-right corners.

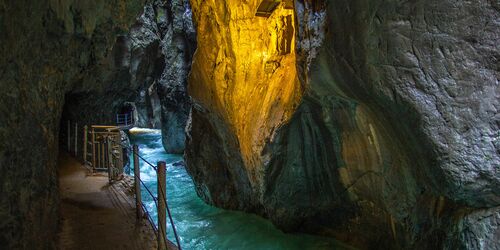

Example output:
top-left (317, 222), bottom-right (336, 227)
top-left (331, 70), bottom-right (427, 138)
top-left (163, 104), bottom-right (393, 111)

top-left (125, 142), bottom-right (182, 250)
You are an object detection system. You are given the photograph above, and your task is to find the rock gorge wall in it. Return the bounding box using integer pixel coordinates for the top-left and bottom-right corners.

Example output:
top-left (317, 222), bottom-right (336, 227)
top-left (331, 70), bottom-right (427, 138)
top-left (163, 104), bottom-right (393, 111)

top-left (156, 0), bottom-right (196, 154)
top-left (186, 0), bottom-right (500, 249)
top-left (0, 0), bottom-right (145, 248)
top-left (63, 0), bottom-right (196, 155)
top-left (60, 3), bottom-right (163, 130)
top-left (186, 0), bottom-right (303, 209)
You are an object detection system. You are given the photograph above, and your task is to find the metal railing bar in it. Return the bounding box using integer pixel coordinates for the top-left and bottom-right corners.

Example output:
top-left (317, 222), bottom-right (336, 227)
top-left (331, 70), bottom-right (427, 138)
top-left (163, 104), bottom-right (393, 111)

top-left (116, 112), bottom-right (134, 126)
top-left (136, 153), bottom-right (158, 171)
top-left (111, 139), bottom-right (157, 171)
top-left (140, 182), bottom-right (170, 250)
top-left (83, 125), bottom-right (176, 249)
top-left (141, 202), bottom-right (158, 232)
top-left (117, 141), bottom-right (182, 250)
top-left (154, 170), bottom-right (182, 250)
top-left (140, 180), bottom-right (158, 206)
top-left (165, 190), bottom-right (182, 249)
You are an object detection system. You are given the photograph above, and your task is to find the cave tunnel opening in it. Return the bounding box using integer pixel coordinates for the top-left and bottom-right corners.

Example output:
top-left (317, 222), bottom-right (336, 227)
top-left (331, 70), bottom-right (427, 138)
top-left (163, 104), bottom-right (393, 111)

top-left (116, 102), bottom-right (137, 128)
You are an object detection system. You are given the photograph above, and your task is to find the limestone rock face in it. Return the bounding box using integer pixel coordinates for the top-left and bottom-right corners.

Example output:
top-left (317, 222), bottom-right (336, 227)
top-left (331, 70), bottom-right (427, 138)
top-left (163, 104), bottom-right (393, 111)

top-left (186, 0), bottom-right (500, 248)
top-left (186, 0), bottom-right (302, 210)
top-left (63, 0), bottom-right (196, 155)
top-left (62, 2), bottom-right (163, 129)
top-left (0, 0), bottom-right (145, 248)
top-left (127, 3), bottom-right (163, 129)
top-left (156, 0), bottom-right (197, 154)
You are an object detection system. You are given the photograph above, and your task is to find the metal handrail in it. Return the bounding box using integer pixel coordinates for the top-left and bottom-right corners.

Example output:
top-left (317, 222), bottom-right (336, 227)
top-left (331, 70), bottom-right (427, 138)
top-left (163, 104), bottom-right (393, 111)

top-left (140, 201), bottom-right (169, 250)
top-left (139, 179), bottom-right (168, 248)
top-left (122, 141), bottom-right (182, 250)
top-left (141, 202), bottom-right (158, 232)
top-left (78, 123), bottom-right (178, 249)
top-left (116, 113), bottom-right (134, 127)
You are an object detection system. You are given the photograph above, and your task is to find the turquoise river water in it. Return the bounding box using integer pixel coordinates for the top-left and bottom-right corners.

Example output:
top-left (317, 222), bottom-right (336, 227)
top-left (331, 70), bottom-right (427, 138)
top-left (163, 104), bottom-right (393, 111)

top-left (129, 130), bottom-right (351, 250)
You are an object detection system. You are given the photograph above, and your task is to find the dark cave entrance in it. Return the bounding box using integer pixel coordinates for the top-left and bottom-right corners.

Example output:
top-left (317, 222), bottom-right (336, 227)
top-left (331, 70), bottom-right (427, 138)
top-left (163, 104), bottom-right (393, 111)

top-left (116, 102), bottom-right (137, 128)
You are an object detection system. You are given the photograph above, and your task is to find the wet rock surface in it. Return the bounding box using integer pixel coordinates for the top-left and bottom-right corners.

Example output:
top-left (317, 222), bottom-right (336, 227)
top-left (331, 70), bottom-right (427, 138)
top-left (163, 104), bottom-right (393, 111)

top-left (0, 0), bottom-right (145, 248)
top-left (61, 2), bottom-right (162, 130)
top-left (156, 0), bottom-right (196, 154)
top-left (185, 0), bottom-right (500, 248)
top-left (62, 0), bottom-right (196, 154)
top-left (186, 0), bottom-right (302, 212)
top-left (292, 1), bottom-right (499, 248)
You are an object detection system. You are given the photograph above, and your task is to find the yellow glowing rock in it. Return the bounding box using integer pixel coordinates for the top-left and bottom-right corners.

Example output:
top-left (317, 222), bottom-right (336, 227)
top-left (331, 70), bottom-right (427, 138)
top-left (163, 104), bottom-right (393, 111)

top-left (189, 0), bottom-right (302, 185)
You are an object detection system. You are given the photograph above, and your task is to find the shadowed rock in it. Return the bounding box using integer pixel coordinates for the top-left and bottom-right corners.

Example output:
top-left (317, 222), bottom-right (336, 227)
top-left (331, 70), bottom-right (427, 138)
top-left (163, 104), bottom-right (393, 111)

top-left (185, 0), bottom-right (500, 248)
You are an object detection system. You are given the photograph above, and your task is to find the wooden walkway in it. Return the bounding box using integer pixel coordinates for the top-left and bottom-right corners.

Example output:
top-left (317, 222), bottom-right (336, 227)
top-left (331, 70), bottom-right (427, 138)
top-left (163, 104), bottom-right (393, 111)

top-left (57, 153), bottom-right (157, 250)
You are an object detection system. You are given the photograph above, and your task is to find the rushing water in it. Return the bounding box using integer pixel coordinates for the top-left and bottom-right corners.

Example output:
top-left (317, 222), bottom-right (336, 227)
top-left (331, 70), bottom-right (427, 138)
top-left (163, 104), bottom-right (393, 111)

top-left (129, 130), bottom-right (351, 250)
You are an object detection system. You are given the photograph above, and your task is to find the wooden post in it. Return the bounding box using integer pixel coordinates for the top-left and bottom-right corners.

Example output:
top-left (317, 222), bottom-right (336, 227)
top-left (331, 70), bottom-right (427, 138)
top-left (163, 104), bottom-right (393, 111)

top-left (116, 134), bottom-right (123, 175)
top-left (104, 140), bottom-right (107, 169)
top-left (83, 125), bottom-right (88, 165)
top-left (92, 128), bottom-right (96, 172)
top-left (102, 141), bottom-right (105, 169)
top-left (133, 145), bottom-right (142, 220)
top-left (74, 122), bottom-right (78, 157)
top-left (107, 137), bottom-right (113, 183)
top-left (157, 161), bottom-right (167, 250)
top-left (97, 142), bottom-right (101, 170)
top-left (67, 121), bottom-right (71, 151)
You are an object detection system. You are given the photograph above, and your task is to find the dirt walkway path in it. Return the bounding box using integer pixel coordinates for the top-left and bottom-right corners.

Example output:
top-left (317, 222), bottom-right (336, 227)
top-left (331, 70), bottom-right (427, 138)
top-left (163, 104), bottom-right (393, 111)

top-left (57, 153), bottom-right (156, 250)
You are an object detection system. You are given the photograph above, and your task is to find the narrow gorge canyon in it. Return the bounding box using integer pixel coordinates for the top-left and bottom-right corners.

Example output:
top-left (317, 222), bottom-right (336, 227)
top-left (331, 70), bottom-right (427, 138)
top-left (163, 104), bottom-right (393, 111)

top-left (0, 0), bottom-right (498, 249)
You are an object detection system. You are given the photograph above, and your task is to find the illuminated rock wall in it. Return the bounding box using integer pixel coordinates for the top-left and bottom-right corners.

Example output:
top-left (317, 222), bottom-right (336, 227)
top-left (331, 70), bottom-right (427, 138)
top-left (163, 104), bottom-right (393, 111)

top-left (186, 0), bottom-right (302, 208)
top-left (186, 0), bottom-right (500, 248)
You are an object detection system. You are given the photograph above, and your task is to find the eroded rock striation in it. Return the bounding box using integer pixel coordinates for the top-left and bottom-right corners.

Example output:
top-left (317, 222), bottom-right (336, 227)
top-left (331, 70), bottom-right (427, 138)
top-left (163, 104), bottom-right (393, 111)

top-left (186, 0), bottom-right (500, 248)
top-left (186, 0), bottom-right (302, 210)
top-left (61, 2), bottom-right (163, 130)
top-left (156, 0), bottom-right (197, 154)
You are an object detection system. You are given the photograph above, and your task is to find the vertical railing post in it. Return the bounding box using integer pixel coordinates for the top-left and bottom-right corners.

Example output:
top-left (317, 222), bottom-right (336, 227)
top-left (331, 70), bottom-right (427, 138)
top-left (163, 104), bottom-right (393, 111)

top-left (157, 161), bottom-right (167, 250)
top-left (116, 134), bottom-right (123, 176)
top-left (67, 120), bottom-right (71, 151)
top-left (92, 127), bottom-right (96, 172)
top-left (97, 142), bottom-right (101, 170)
top-left (74, 122), bottom-right (78, 157)
top-left (133, 145), bottom-right (142, 220)
top-left (107, 137), bottom-right (113, 183)
top-left (83, 125), bottom-right (88, 165)
top-left (102, 140), bottom-right (106, 169)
